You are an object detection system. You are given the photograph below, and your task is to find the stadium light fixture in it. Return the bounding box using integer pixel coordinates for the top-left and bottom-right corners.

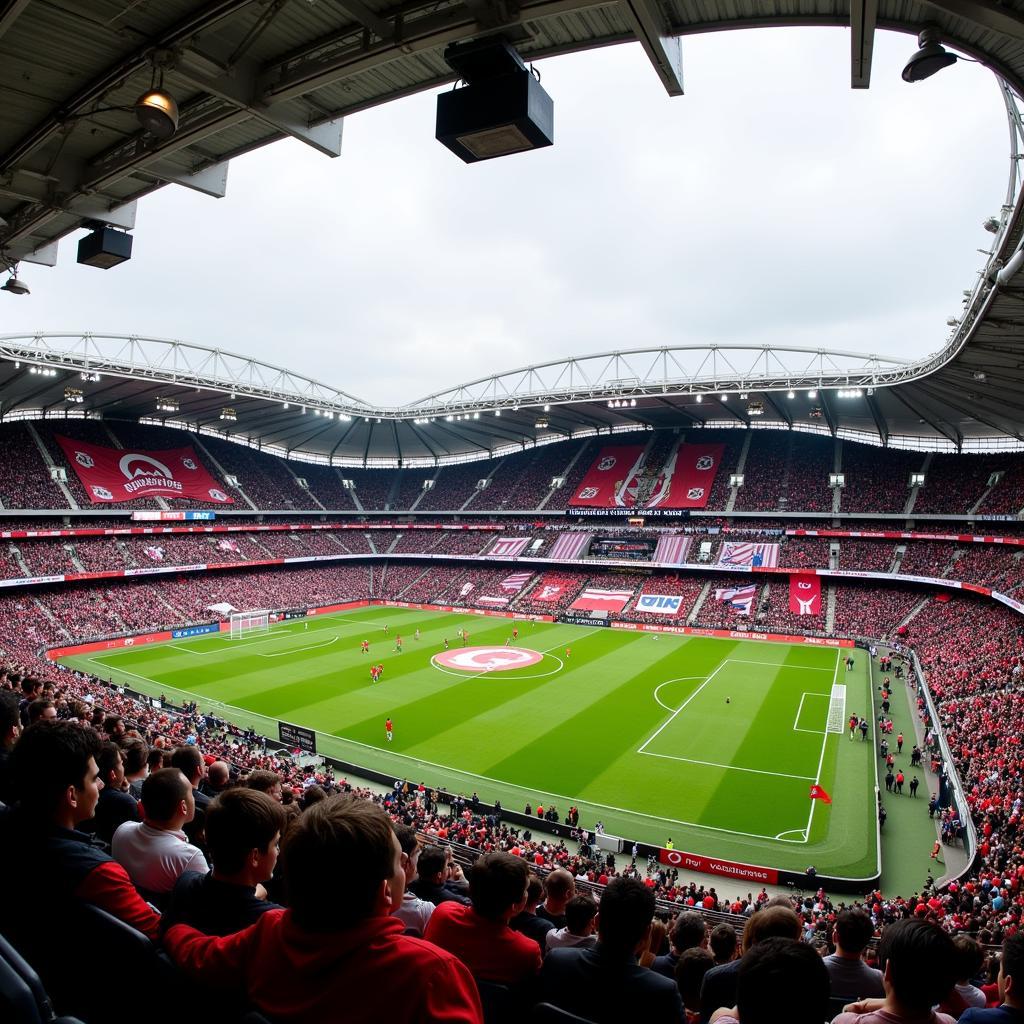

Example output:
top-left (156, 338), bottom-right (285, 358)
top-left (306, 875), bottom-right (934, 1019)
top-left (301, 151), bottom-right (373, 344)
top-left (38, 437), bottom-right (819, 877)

top-left (720, 394), bottom-right (728, 402)
top-left (1, 265), bottom-right (29, 295)
top-left (695, 394), bottom-right (703, 403)
top-left (739, 392), bottom-right (749, 400)
top-left (807, 389), bottom-right (817, 399)
top-left (787, 390), bottom-right (795, 399)
top-left (984, 217), bottom-right (1001, 234)
top-left (902, 27), bottom-right (958, 82)
top-left (220, 407), bottom-right (237, 421)
top-left (436, 37), bottom-right (554, 162)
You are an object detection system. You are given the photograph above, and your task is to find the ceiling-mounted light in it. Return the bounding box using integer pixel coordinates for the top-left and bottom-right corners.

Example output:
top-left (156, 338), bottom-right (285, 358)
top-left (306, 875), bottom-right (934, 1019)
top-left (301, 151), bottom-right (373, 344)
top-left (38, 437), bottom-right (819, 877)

top-left (807, 389), bottom-right (817, 399)
top-left (1, 265), bottom-right (29, 295)
top-left (134, 75), bottom-right (179, 139)
top-left (630, 398), bottom-right (636, 407)
top-left (787, 390), bottom-right (795, 399)
top-left (543, 404), bottom-right (550, 412)
top-left (720, 394), bottom-right (728, 402)
top-left (739, 392), bottom-right (749, 400)
top-left (695, 394), bottom-right (702, 403)
top-left (983, 216), bottom-right (1001, 234)
top-left (902, 27), bottom-right (958, 82)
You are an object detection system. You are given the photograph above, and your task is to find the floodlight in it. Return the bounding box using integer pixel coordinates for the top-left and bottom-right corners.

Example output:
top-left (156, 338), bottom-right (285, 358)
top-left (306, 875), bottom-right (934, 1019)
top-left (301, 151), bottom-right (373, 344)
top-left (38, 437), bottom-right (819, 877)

top-left (902, 28), bottom-right (957, 82)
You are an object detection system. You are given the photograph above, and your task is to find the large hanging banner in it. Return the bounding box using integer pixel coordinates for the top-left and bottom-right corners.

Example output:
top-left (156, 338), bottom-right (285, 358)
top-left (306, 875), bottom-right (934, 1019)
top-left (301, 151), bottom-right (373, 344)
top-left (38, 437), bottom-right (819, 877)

top-left (789, 574), bottom-right (822, 615)
top-left (718, 542), bottom-right (780, 568)
top-left (569, 587), bottom-right (633, 613)
top-left (56, 437), bottom-right (234, 505)
top-left (569, 442), bottom-right (724, 509)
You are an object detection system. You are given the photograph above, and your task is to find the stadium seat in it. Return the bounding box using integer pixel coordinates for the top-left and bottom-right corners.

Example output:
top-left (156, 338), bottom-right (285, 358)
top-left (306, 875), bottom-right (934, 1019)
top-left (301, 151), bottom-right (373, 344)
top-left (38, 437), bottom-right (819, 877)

top-left (532, 1003), bottom-right (598, 1024)
top-left (0, 932), bottom-right (85, 1024)
top-left (476, 979), bottom-right (513, 1024)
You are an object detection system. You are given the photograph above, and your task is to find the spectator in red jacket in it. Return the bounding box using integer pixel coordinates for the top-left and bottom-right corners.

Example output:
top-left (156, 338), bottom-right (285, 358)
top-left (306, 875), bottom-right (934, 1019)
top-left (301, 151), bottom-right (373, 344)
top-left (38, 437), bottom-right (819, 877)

top-left (424, 850), bottom-right (541, 987)
top-left (0, 720), bottom-right (160, 939)
top-left (164, 795), bottom-right (483, 1024)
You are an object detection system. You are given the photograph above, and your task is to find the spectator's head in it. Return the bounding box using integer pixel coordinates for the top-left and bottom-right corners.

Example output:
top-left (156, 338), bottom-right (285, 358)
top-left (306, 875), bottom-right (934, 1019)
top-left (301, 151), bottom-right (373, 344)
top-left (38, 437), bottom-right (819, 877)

top-left (96, 741), bottom-right (125, 792)
top-left (10, 720), bottom-right (102, 824)
top-left (21, 677), bottom-right (41, 699)
top-left (245, 770), bottom-right (283, 802)
top-left (170, 745), bottom-right (205, 789)
top-left (953, 934), bottom-right (984, 984)
top-left (0, 689), bottom-right (20, 752)
top-left (102, 715), bottom-right (125, 739)
top-left (146, 747), bottom-right (165, 776)
top-left (543, 868), bottom-right (576, 911)
top-left (999, 932), bottom-right (1024, 1008)
top-left (206, 760), bottom-right (230, 790)
top-left (417, 845), bottom-right (449, 886)
top-left (206, 787), bottom-right (285, 885)
top-left (736, 937), bottom-right (830, 1024)
top-left (26, 698), bottom-right (56, 724)
top-left (523, 875), bottom-right (544, 913)
top-left (670, 910), bottom-right (708, 954)
top-left (120, 737), bottom-right (149, 780)
top-left (740, 904), bottom-right (802, 954)
top-left (394, 823), bottom-right (422, 885)
top-left (565, 894), bottom-right (598, 937)
top-left (710, 922), bottom-right (739, 964)
top-left (469, 852), bottom-right (530, 923)
top-left (596, 877), bottom-right (655, 957)
top-left (282, 795), bottom-right (403, 932)
top-left (675, 947), bottom-right (714, 1012)
top-left (140, 768), bottom-right (194, 829)
top-left (833, 908), bottom-right (874, 956)
top-left (876, 918), bottom-right (956, 1011)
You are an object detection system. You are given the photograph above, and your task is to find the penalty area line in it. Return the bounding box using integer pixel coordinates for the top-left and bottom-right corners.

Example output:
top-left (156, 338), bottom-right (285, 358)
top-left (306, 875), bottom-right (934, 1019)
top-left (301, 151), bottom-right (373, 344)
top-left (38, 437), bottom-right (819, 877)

top-left (638, 749), bottom-right (817, 782)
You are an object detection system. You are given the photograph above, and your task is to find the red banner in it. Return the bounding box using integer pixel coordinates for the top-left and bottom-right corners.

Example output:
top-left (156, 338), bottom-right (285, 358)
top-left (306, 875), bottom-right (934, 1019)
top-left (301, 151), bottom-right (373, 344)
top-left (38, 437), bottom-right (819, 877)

top-left (569, 587), bottom-right (633, 613)
top-left (530, 576), bottom-right (570, 603)
top-left (662, 442), bottom-right (725, 509)
top-left (56, 437), bottom-right (234, 505)
top-left (568, 445), bottom-right (646, 507)
top-left (658, 848), bottom-right (778, 885)
top-left (789, 574), bottom-right (822, 616)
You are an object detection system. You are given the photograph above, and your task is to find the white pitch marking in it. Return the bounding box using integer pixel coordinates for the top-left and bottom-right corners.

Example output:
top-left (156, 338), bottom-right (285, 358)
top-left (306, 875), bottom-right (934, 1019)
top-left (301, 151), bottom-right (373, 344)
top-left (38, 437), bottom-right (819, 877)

top-left (793, 691), bottom-right (829, 734)
top-left (258, 636), bottom-right (339, 658)
top-left (637, 659), bottom-right (731, 754)
top-left (727, 658), bottom-right (834, 672)
top-left (802, 649), bottom-right (842, 842)
top-left (639, 749), bottom-right (817, 781)
top-left (652, 677), bottom-right (708, 712)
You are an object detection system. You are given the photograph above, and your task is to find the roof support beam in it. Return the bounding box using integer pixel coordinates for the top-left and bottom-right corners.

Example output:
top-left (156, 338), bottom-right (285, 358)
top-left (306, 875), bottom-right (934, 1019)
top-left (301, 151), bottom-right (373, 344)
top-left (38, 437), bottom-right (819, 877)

top-left (888, 389), bottom-right (961, 447)
top-left (850, 0), bottom-right (877, 88)
top-left (141, 160), bottom-right (230, 198)
top-left (0, 0), bottom-right (30, 43)
top-left (761, 392), bottom-right (792, 426)
top-left (817, 390), bottom-right (838, 436)
top-left (917, 0), bottom-right (1024, 41)
top-left (865, 392), bottom-right (889, 445)
top-left (619, 0), bottom-right (685, 95)
top-left (177, 51), bottom-right (344, 158)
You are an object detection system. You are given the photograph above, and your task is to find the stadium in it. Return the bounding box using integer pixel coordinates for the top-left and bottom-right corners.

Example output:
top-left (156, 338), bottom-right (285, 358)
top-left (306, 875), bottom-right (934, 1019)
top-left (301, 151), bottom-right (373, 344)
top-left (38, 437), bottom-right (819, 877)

top-left (2, 3), bottom-right (1024, 1024)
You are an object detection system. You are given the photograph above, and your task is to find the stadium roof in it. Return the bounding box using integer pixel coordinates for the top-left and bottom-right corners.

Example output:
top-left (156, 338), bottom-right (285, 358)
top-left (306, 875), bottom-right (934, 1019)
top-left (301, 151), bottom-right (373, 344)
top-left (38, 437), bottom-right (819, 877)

top-left (4, 3), bottom-right (1024, 463)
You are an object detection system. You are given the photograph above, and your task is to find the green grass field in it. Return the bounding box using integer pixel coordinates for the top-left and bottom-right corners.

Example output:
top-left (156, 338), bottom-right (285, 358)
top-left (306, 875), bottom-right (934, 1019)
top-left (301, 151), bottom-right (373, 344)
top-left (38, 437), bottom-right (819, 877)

top-left (59, 607), bottom-right (879, 878)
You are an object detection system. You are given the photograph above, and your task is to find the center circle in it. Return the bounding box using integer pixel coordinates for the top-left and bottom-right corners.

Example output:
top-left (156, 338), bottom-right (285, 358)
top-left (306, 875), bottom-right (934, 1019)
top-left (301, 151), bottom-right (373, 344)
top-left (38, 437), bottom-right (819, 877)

top-left (433, 645), bottom-right (544, 672)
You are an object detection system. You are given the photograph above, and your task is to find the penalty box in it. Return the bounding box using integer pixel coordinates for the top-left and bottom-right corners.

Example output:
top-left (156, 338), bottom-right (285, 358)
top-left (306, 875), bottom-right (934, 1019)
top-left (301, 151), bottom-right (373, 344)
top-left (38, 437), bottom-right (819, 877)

top-left (638, 656), bottom-right (838, 782)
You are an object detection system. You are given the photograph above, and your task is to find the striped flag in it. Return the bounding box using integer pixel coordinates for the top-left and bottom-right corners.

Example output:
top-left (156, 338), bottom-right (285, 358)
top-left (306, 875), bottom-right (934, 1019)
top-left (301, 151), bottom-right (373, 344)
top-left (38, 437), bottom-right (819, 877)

top-left (500, 571), bottom-right (532, 593)
top-left (459, 582), bottom-right (475, 597)
top-left (713, 584), bottom-right (757, 615)
top-left (718, 542), bottom-right (780, 568)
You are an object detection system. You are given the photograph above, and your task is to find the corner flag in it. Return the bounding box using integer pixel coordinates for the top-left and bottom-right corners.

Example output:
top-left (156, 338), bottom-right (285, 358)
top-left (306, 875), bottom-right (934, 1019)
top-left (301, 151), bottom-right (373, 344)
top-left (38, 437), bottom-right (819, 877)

top-left (809, 785), bottom-right (832, 804)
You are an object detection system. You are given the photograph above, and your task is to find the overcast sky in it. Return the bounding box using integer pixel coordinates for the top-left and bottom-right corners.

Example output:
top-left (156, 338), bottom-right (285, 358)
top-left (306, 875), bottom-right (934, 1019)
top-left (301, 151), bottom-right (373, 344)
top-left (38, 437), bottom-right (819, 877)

top-left (2, 27), bottom-right (1008, 405)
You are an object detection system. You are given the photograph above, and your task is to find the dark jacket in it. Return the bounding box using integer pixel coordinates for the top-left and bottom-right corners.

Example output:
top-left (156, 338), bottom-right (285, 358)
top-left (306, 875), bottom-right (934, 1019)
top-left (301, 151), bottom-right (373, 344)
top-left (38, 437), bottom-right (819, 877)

top-left (163, 870), bottom-right (283, 937)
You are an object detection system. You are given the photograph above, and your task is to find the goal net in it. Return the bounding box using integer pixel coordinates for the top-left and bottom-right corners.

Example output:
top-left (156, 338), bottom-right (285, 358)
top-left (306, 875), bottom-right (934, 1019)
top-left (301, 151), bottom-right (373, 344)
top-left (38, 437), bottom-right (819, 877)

top-left (228, 610), bottom-right (270, 639)
top-left (826, 683), bottom-right (847, 734)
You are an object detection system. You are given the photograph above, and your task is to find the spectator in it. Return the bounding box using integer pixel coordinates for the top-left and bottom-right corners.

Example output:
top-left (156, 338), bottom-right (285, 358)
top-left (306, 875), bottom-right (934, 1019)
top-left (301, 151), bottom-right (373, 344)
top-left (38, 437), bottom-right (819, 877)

top-left (245, 769), bottom-right (283, 802)
top-left (202, 759), bottom-right (231, 798)
top-left (510, 875), bottom-right (553, 950)
top-left (163, 787), bottom-right (285, 936)
top-left (709, 923), bottom-right (738, 966)
top-left (823, 908), bottom-right (884, 1001)
top-left (709, 937), bottom-right (830, 1024)
top-left (393, 823), bottom-right (435, 937)
top-left (545, 894), bottom-right (598, 952)
top-left (26, 697), bottom-right (56, 724)
top-left (960, 932), bottom-right (1024, 1022)
top-left (938, 935), bottom-right (988, 1017)
top-left (699, 903), bottom-right (802, 1023)
top-left (171, 744), bottom-right (211, 812)
top-left (424, 851), bottom-right (541, 987)
top-left (121, 736), bottom-right (149, 798)
top-left (88, 740), bottom-right (140, 844)
top-left (164, 795), bottom-right (484, 1024)
top-left (112, 767), bottom-right (209, 897)
top-left (0, 720), bottom-right (159, 938)
top-left (653, 910), bottom-right (708, 980)
top-left (539, 876), bottom-right (685, 1023)
top-left (0, 688), bottom-right (20, 805)
top-left (411, 844), bottom-right (471, 906)
top-left (833, 919), bottom-right (957, 1024)
top-left (676, 948), bottom-right (715, 1024)
top-left (536, 867), bottom-right (576, 928)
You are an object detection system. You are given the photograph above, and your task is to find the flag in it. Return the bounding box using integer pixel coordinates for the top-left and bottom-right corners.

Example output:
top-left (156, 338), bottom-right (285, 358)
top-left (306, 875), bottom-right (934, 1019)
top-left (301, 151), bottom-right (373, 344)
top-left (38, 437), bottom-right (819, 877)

top-left (144, 545), bottom-right (164, 561)
top-left (788, 574), bottom-right (821, 615)
top-left (500, 571), bottom-right (532, 593)
top-left (809, 785), bottom-right (832, 804)
top-left (217, 538), bottom-right (240, 553)
top-left (713, 584), bottom-right (757, 615)
top-left (459, 582), bottom-right (475, 597)
top-left (718, 542), bottom-right (780, 568)
top-left (569, 587), bottom-right (633, 613)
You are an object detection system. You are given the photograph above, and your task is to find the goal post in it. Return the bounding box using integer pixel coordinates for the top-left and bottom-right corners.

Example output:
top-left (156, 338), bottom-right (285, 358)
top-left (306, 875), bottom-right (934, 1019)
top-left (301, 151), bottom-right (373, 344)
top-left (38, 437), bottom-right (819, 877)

top-left (228, 610), bottom-right (270, 639)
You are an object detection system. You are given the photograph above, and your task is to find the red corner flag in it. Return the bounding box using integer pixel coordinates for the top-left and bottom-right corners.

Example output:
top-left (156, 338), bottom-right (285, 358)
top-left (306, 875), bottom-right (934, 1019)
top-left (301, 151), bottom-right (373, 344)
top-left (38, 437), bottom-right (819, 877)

top-left (809, 785), bottom-right (832, 804)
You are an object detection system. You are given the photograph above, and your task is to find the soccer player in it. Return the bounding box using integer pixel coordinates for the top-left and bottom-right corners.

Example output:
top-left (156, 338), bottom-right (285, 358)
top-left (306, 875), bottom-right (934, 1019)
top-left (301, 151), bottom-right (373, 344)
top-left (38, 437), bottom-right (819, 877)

top-left (385, 718), bottom-right (393, 743)
top-left (565, 647), bottom-right (571, 659)
top-left (512, 627), bottom-right (519, 642)
top-left (370, 666), bottom-right (378, 684)
top-left (361, 640), bottom-right (369, 655)
top-left (463, 631), bottom-right (469, 647)
top-left (443, 638), bottom-right (449, 650)
top-left (304, 621), bottom-right (309, 631)
top-left (848, 714), bottom-right (858, 741)
top-left (415, 629), bottom-right (421, 641)
top-left (395, 636), bottom-right (403, 653)
top-left (505, 637), bottom-right (511, 647)
top-left (376, 664), bottom-right (384, 681)
top-left (384, 624), bottom-right (389, 635)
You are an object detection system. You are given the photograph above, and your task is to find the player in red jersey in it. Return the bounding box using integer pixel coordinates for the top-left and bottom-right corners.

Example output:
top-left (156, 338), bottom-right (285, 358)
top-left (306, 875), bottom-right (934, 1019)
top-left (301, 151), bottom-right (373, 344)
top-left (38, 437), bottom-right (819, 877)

top-left (512, 627), bottom-right (519, 642)
top-left (385, 718), bottom-right (393, 743)
top-left (443, 638), bottom-right (449, 650)
top-left (395, 636), bottom-right (403, 653)
top-left (361, 640), bottom-right (369, 654)
top-left (376, 663), bottom-right (384, 681)
top-left (565, 647), bottom-right (571, 659)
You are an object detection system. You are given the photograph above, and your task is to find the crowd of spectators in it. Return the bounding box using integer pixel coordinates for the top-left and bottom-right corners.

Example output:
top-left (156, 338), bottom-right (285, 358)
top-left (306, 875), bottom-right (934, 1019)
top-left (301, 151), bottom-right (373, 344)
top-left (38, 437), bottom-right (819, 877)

top-left (913, 454), bottom-right (1008, 516)
top-left (837, 541), bottom-right (896, 574)
top-left (0, 423), bottom-right (69, 509)
top-left (898, 542), bottom-right (957, 578)
top-left (837, 442), bottom-right (921, 514)
top-left (832, 584), bottom-right (924, 639)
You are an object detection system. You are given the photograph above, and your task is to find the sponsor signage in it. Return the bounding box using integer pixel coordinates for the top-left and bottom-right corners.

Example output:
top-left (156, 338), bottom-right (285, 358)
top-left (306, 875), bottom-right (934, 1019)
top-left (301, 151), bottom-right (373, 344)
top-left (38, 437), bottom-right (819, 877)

top-left (55, 436), bottom-right (234, 505)
top-left (636, 594), bottom-right (684, 615)
top-left (566, 507), bottom-right (692, 518)
top-left (171, 623), bottom-right (219, 639)
top-left (658, 847), bottom-right (778, 885)
top-left (279, 721), bottom-right (317, 754)
top-left (131, 510), bottom-right (218, 521)
top-left (559, 614), bottom-right (610, 627)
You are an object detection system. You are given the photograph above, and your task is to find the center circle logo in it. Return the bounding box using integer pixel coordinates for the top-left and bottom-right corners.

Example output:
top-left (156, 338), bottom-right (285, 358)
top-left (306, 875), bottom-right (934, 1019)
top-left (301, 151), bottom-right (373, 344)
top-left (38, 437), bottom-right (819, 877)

top-left (434, 646), bottom-right (544, 672)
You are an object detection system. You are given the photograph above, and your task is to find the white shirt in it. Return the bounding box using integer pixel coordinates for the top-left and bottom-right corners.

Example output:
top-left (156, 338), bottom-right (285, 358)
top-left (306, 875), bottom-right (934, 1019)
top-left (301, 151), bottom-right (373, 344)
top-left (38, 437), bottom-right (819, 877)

top-left (111, 820), bottom-right (208, 894)
top-left (545, 928), bottom-right (598, 951)
top-left (393, 890), bottom-right (435, 936)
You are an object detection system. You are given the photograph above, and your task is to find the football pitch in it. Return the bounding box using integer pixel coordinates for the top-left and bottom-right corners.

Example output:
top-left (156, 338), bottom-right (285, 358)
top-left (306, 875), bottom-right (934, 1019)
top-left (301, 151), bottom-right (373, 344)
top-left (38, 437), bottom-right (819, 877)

top-left (59, 607), bottom-right (879, 878)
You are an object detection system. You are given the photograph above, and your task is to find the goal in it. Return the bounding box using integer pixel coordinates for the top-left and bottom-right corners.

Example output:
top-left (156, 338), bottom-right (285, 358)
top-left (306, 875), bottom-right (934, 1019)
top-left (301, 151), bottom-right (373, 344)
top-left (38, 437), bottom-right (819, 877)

top-left (228, 609), bottom-right (270, 639)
